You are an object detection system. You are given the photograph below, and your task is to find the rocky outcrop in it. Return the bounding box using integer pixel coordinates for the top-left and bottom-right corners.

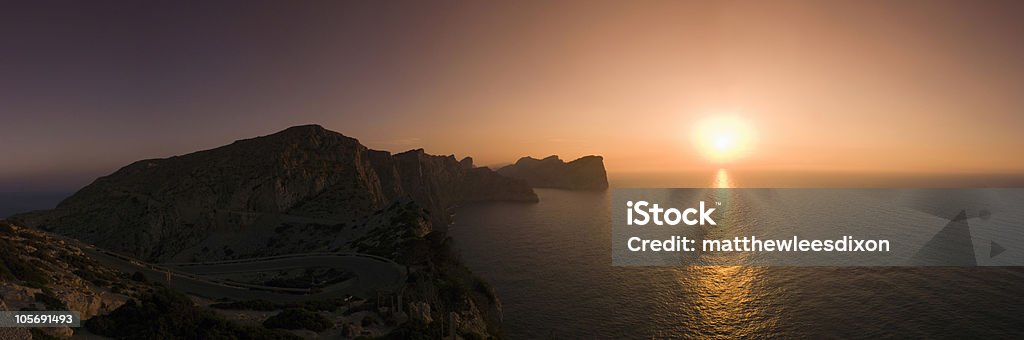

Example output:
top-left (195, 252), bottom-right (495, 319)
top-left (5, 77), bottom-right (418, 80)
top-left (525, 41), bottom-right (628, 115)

top-left (0, 221), bottom-right (131, 322)
top-left (12, 125), bottom-right (536, 261)
top-left (459, 157), bottom-right (474, 169)
top-left (348, 203), bottom-right (503, 339)
top-left (0, 300), bottom-right (31, 340)
top-left (388, 149), bottom-right (536, 229)
top-left (498, 155), bottom-right (609, 190)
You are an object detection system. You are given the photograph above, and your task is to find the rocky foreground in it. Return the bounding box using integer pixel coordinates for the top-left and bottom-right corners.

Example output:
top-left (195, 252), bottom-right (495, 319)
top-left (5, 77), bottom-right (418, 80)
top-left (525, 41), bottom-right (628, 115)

top-left (1, 199), bottom-right (503, 339)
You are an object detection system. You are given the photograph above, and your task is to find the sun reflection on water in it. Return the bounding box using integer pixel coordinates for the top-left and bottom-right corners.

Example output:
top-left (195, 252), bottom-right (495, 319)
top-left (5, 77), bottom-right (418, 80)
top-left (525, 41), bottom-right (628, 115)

top-left (714, 168), bottom-right (733, 188)
top-left (679, 265), bottom-right (778, 337)
top-left (665, 169), bottom-right (778, 337)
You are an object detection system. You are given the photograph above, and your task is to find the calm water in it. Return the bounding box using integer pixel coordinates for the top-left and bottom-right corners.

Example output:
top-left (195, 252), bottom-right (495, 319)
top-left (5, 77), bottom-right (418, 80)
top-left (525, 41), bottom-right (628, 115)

top-left (0, 191), bottom-right (70, 218)
top-left (5, 176), bottom-right (1024, 337)
top-left (449, 176), bottom-right (1024, 338)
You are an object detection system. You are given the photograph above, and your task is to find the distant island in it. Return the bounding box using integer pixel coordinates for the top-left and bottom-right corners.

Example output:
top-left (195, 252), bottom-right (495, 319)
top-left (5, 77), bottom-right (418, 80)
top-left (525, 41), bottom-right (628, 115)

top-left (498, 155), bottom-right (609, 190)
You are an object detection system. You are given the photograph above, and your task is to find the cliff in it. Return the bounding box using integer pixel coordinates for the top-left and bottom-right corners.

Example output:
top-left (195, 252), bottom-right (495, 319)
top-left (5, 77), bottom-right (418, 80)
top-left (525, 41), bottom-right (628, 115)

top-left (0, 220), bottom-right (135, 339)
top-left (2, 207), bottom-right (505, 339)
top-left (347, 202), bottom-right (503, 338)
top-left (497, 155), bottom-right (609, 190)
top-left (12, 125), bottom-right (536, 262)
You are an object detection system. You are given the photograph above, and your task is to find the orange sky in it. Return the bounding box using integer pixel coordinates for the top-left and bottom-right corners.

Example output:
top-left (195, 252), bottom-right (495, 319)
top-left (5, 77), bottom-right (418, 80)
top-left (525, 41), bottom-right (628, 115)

top-left (345, 1), bottom-right (1024, 175)
top-left (4, 1), bottom-right (1024, 190)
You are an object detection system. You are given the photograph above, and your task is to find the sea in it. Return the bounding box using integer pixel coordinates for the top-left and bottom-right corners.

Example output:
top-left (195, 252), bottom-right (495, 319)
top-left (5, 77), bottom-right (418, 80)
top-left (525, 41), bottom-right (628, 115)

top-left (0, 191), bottom-right (71, 218)
top-left (448, 171), bottom-right (1024, 338)
top-left (4, 173), bottom-right (1024, 338)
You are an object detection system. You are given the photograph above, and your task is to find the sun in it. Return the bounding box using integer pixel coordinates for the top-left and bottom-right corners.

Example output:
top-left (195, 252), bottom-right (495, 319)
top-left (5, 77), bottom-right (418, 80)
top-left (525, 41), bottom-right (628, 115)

top-left (713, 135), bottom-right (733, 151)
top-left (692, 116), bottom-right (756, 163)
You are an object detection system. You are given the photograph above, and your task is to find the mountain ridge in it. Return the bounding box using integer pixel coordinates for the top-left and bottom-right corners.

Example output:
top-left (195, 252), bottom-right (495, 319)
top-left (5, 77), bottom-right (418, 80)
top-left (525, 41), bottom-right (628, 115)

top-left (12, 125), bottom-right (537, 262)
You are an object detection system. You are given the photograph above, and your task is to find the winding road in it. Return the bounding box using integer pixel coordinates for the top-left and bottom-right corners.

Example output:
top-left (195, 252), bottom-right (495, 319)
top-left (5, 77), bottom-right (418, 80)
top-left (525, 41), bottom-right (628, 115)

top-left (77, 243), bottom-right (406, 303)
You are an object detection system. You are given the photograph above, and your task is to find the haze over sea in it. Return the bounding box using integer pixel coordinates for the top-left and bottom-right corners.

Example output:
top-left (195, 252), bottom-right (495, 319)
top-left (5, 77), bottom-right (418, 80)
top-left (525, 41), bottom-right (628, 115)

top-left (449, 171), bottom-right (1024, 338)
top-left (0, 191), bottom-right (71, 218)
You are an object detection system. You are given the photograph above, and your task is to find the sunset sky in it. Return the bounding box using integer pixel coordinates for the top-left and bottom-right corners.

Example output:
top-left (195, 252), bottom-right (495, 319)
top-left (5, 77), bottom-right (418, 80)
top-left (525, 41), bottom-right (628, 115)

top-left (3, 1), bottom-right (1024, 191)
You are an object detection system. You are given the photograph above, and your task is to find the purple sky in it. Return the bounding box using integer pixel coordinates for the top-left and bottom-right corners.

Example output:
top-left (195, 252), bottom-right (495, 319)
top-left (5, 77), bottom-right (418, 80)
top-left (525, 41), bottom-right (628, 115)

top-left (3, 1), bottom-right (453, 190)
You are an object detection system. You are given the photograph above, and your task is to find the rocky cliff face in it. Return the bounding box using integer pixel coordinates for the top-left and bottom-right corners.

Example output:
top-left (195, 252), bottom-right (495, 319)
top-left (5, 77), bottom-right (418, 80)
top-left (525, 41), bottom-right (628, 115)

top-left (347, 202), bottom-right (504, 338)
top-left (497, 155), bottom-right (609, 190)
top-left (0, 221), bottom-right (133, 325)
top-left (1, 213), bottom-right (505, 339)
top-left (0, 300), bottom-right (30, 340)
top-left (13, 125), bottom-right (536, 261)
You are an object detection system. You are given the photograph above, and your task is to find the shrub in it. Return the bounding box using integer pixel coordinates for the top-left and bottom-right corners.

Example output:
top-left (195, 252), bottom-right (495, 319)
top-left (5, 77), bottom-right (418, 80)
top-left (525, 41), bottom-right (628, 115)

top-left (299, 298), bottom-right (349, 312)
top-left (85, 286), bottom-right (300, 339)
top-left (263, 308), bottom-right (333, 332)
top-left (34, 291), bottom-right (67, 311)
top-left (210, 299), bottom-right (280, 311)
top-left (361, 315), bottom-right (376, 327)
top-left (0, 239), bottom-right (51, 286)
top-left (29, 328), bottom-right (62, 340)
top-left (74, 268), bottom-right (115, 287)
top-left (210, 297), bottom-right (350, 313)
top-left (0, 261), bottom-right (14, 281)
